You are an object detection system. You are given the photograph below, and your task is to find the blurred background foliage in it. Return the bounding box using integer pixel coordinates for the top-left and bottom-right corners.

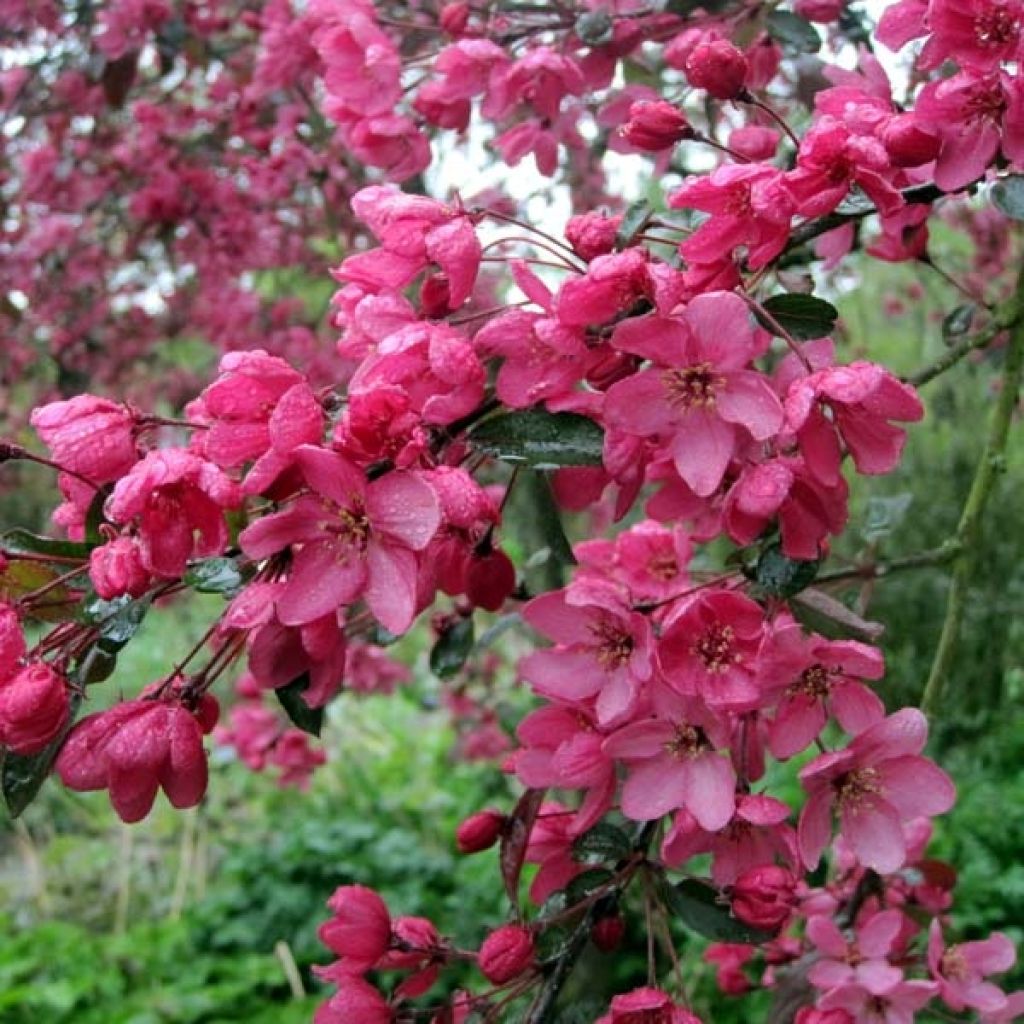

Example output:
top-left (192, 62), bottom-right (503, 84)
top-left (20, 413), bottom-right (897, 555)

top-left (1, 241), bottom-right (1022, 1022)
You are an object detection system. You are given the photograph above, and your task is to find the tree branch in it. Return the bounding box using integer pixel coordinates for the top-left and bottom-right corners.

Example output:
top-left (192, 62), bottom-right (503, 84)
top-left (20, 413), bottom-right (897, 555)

top-left (920, 263), bottom-right (1024, 716)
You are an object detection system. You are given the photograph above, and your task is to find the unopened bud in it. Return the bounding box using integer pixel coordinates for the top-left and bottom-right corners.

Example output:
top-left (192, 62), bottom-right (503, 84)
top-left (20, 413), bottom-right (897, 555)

top-left (478, 924), bottom-right (535, 984)
top-left (685, 35), bottom-right (749, 100)
top-left (621, 100), bottom-right (693, 152)
top-left (591, 914), bottom-right (626, 952)
top-left (456, 809), bottom-right (506, 853)
top-left (731, 865), bottom-right (797, 931)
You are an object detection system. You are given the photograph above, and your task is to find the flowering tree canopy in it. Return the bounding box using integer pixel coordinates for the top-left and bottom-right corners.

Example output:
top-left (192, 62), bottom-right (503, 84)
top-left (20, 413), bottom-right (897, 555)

top-left (2, 0), bottom-right (1024, 1021)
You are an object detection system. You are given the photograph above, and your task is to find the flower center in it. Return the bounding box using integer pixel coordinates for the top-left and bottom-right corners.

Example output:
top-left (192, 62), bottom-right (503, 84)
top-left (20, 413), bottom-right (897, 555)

top-left (661, 363), bottom-right (723, 411)
top-left (834, 766), bottom-right (882, 809)
top-left (941, 946), bottom-right (971, 981)
top-left (647, 551), bottom-right (680, 581)
top-left (663, 723), bottom-right (706, 760)
top-left (975, 5), bottom-right (1018, 49)
top-left (964, 79), bottom-right (1006, 124)
top-left (325, 499), bottom-right (371, 549)
top-left (692, 623), bottom-right (738, 674)
top-left (589, 618), bottom-right (635, 670)
top-left (789, 663), bottom-right (834, 700)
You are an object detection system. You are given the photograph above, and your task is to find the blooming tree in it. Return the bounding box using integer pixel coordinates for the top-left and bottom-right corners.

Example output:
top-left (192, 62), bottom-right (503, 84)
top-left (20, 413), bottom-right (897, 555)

top-left (2, 0), bottom-right (1024, 1021)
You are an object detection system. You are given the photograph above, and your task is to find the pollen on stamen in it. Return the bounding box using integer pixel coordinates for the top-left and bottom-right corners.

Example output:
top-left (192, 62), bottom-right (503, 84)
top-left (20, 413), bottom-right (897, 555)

top-left (661, 363), bottom-right (724, 412)
top-left (692, 623), bottom-right (738, 674)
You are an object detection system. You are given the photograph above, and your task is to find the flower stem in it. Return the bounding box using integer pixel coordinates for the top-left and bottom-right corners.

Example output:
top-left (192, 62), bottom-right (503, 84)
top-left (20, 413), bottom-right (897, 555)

top-left (920, 264), bottom-right (1024, 716)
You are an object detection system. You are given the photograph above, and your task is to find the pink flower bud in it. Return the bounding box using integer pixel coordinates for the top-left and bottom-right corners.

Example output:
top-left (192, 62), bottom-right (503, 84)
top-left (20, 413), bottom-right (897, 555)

top-left (684, 35), bottom-right (749, 100)
top-left (320, 885), bottom-right (392, 966)
top-left (621, 100), bottom-right (692, 152)
top-left (731, 866), bottom-right (797, 931)
top-left (591, 914), bottom-right (626, 952)
top-left (315, 977), bottom-right (392, 1024)
top-left (456, 809), bottom-right (506, 853)
top-left (465, 549), bottom-right (516, 612)
top-left (878, 114), bottom-right (941, 168)
top-left (0, 601), bottom-right (27, 685)
top-left (478, 924), bottom-right (535, 984)
top-left (0, 661), bottom-right (69, 755)
top-left (566, 212), bottom-right (623, 262)
top-left (29, 395), bottom-right (137, 484)
top-left (89, 537), bottom-right (150, 599)
top-left (439, 2), bottom-right (470, 37)
top-left (728, 125), bottom-right (779, 161)
top-left (599, 987), bottom-right (703, 1023)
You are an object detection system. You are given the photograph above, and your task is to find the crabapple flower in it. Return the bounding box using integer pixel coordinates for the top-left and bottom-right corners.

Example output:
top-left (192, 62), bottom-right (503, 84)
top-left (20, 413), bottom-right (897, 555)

top-left (684, 34), bottom-right (748, 99)
top-left (785, 362), bottom-right (924, 481)
top-left (314, 977), bottom-right (391, 1024)
top-left (817, 979), bottom-right (938, 1023)
top-left (456, 810), bottom-right (505, 853)
top-left (57, 696), bottom-right (211, 823)
top-left (798, 709), bottom-right (956, 873)
top-left (807, 909), bottom-right (906, 995)
top-left (520, 581), bottom-right (654, 725)
top-left (239, 446), bottom-right (440, 633)
top-left (927, 920), bottom-right (1016, 1014)
top-left (605, 292), bottom-right (783, 496)
top-left (319, 885), bottom-right (392, 970)
top-left (763, 620), bottom-right (886, 760)
top-left (621, 100), bottom-right (693, 151)
top-left (658, 589), bottom-right (766, 711)
top-left (106, 449), bottom-right (242, 579)
top-left (0, 661), bottom-right (69, 755)
top-left (603, 697), bottom-right (736, 830)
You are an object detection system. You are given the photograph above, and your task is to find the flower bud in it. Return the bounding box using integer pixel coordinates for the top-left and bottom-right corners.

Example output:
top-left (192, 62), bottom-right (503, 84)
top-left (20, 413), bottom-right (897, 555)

top-left (621, 101), bottom-right (692, 152)
top-left (89, 537), bottom-right (150, 600)
top-left (731, 866), bottom-right (797, 931)
top-left (878, 114), bottom-right (941, 168)
top-left (599, 986), bottom-right (703, 1023)
top-left (0, 661), bottom-right (69, 754)
top-left (465, 549), bottom-right (516, 612)
top-left (478, 924), bottom-right (535, 984)
top-left (320, 885), bottom-right (392, 966)
top-left (420, 272), bottom-right (453, 317)
top-left (591, 914), bottom-right (626, 952)
top-left (566, 212), bottom-right (623, 262)
top-left (684, 35), bottom-right (749, 100)
top-left (440, 2), bottom-right (470, 37)
top-left (456, 809), bottom-right (506, 853)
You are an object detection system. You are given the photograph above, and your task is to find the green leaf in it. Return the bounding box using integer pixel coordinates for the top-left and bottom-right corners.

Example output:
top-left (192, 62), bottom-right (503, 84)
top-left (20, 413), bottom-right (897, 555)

top-left (765, 10), bottom-right (822, 53)
top-left (615, 199), bottom-right (653, 251)
top-left (661, 878), bottom-right (774, 943)
top-left (991, 176), bottom-right (1024, 220)
top-left (0, 528), bottom-right (91, 560)
top-left (274, 674), bottom-right (324, 737)
top-left (76, 645), bottom-right (119, 685)
top-left (531, 471), bottom-right (576, 570)
top-left (790, 587), bottom-right (885, 642)
top-left (565, 867), bottom-right (615, 907)
top-left (861, 494), bottom-right (913, 543)
top-left (429, 618), bottom-right (475, 679)
top-left (2, 696), bottom-right (81, 818)
top-left (758, 293), bottom-right (838, 340)
top-left (468, 410), bottom-right (604, 469)
top-left (573, 822), bottom-right (633, 863)
top-left (748, 544), bottom-right (820, 598)
top-left (80, 593), bottom-right (150, 653)
top-left (184, 557), bottom-right (246, 597)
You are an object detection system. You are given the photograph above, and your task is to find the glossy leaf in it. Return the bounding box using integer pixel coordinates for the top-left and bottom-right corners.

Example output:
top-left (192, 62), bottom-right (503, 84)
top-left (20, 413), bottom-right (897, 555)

top-left (758, 293), bottom-right (838, 340)
top-left (468, 410), bottom-right (604, 469)
top-left (429, 617), bottom-right (475, 679)
top-left (662, 878), bottom-right (774, 944)
top-left (275, 674), bottom-right (324, 737)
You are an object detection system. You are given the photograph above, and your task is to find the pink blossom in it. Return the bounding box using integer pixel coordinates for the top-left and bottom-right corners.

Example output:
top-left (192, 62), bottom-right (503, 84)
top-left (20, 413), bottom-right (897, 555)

top-left (731, 865), bottom-right (798, 930)
top-left (658, 589), bottom-right (766, 711)
top-left (785, 362), bottom-right (924, 481)
top-left (621, 100), bottom-right (693, 151)
top-left (603, 696), bottom-right (736, 830)
top-left (478, 924), bottom-right (535, 984)
top-left (106, 449), bottom-right (242, 578)
top-left (817, 979), bottom-right (938, 1023)
top-left (520, 581), bottom-right (653, 725)
top-left (0, 602), bottom-right (28, 684)
top-left (555, 249), bottom-right (654, 327)
top-left (763, 620), bottom-right (885, 760)
top-left (605, 292), bottom-right (782, 496)
top-left (926, 0), bottom-right (1024, 72)
top-left (807, 909), bottom-right (907, 995)
top-left (319, 884), bottom-right (392, 970)
top-left (314, 977), bottom-right (391, 1024)
top-left (798, 709), bottom-right (956, 874)
top-left (88, 537), bottom-right (150, 600)
top-left (928, 920), bottom-right (1016, 1014)
top-left (57, 697), bottom-right (210, 823)
top-left (239, 446), bottom-right (440, 633)
top-left (684, 34), bottom-right (748, 100)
